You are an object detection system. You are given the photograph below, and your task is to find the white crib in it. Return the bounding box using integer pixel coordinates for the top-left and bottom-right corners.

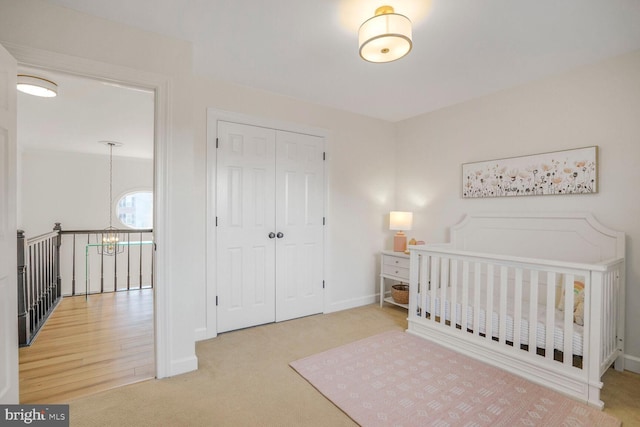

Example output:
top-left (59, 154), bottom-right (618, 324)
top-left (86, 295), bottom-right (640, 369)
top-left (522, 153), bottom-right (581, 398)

top-left (407, 213), bottom-right (625, 409)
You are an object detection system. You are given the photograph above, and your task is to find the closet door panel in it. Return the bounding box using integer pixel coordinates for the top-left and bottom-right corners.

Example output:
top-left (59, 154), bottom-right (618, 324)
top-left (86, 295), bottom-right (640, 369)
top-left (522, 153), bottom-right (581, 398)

top-left (275, 131), bottom-right (324, 322)
top-left (217, 121), bottom-right (276, 332)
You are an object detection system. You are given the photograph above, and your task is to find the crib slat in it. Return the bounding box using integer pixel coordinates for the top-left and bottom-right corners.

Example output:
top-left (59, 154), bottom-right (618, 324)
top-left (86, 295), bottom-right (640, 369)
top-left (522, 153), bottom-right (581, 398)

top-left (430, 256), bottom-right (439, 322)
top-left (585, 273), bottom-right (599, 380)
top-left (609, 271), bottom-right (616, 359)
top-left (408, 250), bottom-right (417, 318)
top-left (545, 272), bottom-right (556, 360)
top-left (603, 272), bottom-right (613, 360)
top-left (486, 264), bottom-right (494, 341)
top-left (609, 271), bottom-right (616, 358)
top-left (450, 259), bottom-right (458, 331)
top-left (440, 257), bottom-right (449, 326)
top-left (462, 261), bottom-right (470, 333)
top-left (419, 255), bottom-right (429, 320)
top-left (602, 273), bottom-right (608, 359)
top-left (499, 266), bottom-right (508, 344)
top-left (563, 274), bottom-right (575, 366)
top-left (514, 268), bottom-right (523, 350)
top-left (607, 272), bottom-right (613, 358)
top-left (473, 262), bottom-right (481, 337)
top-left (528, 270), bottom-right (539, 357)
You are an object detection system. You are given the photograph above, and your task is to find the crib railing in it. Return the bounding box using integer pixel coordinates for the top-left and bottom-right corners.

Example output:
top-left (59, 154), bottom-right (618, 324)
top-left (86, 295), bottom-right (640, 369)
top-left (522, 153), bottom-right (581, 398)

top-left (409, 247), bottom-right (622, 369)
top-left (407, 246), bottom-right (624, 408)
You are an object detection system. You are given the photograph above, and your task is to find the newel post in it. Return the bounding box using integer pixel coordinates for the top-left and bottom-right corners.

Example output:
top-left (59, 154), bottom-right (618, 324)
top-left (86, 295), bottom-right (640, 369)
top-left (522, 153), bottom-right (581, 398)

top-left (17, 229), bottom-right (28, 346)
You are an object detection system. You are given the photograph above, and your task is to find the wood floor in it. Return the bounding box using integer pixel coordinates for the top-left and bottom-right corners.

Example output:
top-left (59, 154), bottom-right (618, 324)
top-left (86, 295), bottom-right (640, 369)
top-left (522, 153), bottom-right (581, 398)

top-left (19, 289), bottom-right (154, 404)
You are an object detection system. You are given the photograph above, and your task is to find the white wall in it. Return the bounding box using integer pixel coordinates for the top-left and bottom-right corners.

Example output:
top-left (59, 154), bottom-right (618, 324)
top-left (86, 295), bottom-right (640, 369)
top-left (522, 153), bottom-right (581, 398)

top-left (396, 50), bottom-right (640, 371)
top-left (21, 150), bottom-right (152, 236)
top-left (0, 0), bottom-right (198, 376)
top-left (0, 0), bottom-right (397, 376)
top-left (192, 78), bottom-right (397, 323)
top-left (21, 150), bottom-right (154, 297)
top-left (7, 0), bottom-right (637, 378)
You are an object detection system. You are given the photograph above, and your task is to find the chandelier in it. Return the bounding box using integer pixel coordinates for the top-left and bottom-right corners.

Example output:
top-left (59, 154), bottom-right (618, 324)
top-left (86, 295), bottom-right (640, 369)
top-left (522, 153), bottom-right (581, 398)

top-left (98, 141), bottom-right (125, 255)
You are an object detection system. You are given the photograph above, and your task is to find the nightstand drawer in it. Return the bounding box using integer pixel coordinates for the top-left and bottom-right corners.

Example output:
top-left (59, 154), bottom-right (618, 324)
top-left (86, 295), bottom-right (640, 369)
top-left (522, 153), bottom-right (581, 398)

top-left (382, 263), bottom-right (409, 280)
top-left (383, 255), bottom-right (410, 269)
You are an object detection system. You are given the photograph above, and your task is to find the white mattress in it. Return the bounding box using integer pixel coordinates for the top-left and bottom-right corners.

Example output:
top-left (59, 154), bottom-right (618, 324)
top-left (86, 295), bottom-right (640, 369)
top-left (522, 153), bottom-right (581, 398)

top-left (417, 288), bottom-right (584, 356)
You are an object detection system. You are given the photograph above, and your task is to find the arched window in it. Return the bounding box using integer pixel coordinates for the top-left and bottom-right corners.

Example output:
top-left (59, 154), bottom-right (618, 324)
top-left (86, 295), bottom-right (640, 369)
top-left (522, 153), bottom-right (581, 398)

top-left (116, 191), bottom-right (153, 229)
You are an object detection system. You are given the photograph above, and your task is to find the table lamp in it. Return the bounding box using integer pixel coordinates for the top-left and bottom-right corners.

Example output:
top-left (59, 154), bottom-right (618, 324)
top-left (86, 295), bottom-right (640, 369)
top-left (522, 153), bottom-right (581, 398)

top-left (390, 211), bottom-right (413, 252)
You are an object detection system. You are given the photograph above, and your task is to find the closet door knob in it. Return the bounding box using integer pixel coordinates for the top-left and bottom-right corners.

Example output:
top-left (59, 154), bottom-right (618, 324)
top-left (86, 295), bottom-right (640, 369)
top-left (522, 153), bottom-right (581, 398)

top-left (268, 232), bottom-right (276, 239)
top-left (276, 232), bottom-right (284, 238)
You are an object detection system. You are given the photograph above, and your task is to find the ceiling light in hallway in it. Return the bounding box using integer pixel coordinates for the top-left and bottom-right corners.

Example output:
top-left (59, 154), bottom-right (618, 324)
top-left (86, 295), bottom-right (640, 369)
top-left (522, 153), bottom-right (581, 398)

top-left (17, 75), bottom-right (58, 97)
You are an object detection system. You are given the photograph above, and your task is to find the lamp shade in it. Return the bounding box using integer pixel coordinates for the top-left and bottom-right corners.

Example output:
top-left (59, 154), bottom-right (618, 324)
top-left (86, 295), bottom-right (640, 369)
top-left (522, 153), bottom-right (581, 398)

top-left (17, 75), bottom-right (57, 97)
top-left (389, 211), bottom-right (413, 231)
top-left (359, 6), bottom-right (412, 63)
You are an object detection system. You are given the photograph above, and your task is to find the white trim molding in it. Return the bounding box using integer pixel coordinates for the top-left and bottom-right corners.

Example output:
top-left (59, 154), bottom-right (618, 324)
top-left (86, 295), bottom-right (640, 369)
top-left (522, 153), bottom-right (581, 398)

top-left (325, 294), bottom-right (377, 313)
top-left (2, 41), bottom-right (181, 379)
top-left (623, 354), bottom-right (640, 374)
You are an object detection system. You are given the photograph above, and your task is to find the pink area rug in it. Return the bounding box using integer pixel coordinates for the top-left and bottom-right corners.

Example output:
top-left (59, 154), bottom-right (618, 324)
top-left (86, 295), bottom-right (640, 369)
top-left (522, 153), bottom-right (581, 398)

top-left (290, 331), bottom-right (620, 427)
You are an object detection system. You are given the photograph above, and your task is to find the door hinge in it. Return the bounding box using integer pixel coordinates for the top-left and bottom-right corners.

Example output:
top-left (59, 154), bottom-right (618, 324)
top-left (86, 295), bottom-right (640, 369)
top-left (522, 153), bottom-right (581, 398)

top-left (322, 280), bottom-right (325, 289)
top-left (153, 242), bottom-right (157, 251)
top-left (323, 151), bottom-right (326, 161)
top-left (323, 217), bottom-right (326, 226)
top-left (216, 137), bottom-right (219, 148)
top-left (216, 296), bottom-right (219, 306)
top-left (216, 216), bottom-right (218, 226)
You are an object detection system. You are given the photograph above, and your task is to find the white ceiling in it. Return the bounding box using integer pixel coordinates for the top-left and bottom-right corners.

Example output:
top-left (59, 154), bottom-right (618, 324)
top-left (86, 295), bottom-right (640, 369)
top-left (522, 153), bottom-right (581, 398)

top-left (19, 1), bottom-right (640, 158)
top-left (18, 69), bottom-right (155, 159)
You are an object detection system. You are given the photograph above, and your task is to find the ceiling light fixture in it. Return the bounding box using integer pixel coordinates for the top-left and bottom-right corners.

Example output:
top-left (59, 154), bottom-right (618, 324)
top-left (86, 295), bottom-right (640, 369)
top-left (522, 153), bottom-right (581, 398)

top-left (17, 74), bottom-right (58, 97)
top-left (359, 5), bottom-right (412, 63)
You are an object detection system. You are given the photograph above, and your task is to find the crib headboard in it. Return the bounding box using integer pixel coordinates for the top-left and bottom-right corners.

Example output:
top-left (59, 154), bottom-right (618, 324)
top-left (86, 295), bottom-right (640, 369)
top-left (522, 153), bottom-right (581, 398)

top-left (450, 213), bottom-right (625, 263)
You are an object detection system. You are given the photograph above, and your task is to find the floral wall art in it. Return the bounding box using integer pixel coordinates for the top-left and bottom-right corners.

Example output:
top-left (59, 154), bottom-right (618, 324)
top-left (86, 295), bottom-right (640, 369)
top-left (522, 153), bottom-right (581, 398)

top-left (462, 146), bottom-right (597, 198)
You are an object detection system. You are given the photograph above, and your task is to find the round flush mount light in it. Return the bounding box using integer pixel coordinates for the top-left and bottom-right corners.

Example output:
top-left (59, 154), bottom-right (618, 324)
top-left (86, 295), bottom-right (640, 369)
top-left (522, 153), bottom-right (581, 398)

top-left (17, 74), bottom-right (58, 97)
top-left (359, 5), bottom-right (412, 63)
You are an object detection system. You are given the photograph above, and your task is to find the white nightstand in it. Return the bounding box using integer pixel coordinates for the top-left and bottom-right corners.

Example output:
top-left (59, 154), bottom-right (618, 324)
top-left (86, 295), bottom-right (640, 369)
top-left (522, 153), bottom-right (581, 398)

top-left (379, 250), bottom-right (410, 309)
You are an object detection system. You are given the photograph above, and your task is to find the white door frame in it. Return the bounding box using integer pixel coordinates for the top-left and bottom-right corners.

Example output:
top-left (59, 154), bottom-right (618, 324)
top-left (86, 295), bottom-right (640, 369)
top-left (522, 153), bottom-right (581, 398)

top-left (0, 42), bottom-right (18, 404)
top-left (203, 108), bottom-right (330, 341)
top-left (3, 42), bottom-right (172, 378)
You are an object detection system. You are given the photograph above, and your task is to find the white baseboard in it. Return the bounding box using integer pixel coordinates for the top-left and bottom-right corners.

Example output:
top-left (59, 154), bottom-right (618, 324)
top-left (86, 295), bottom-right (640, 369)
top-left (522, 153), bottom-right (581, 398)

top-left (325, 294), bottom-right (376, 313)
top-left (194, 327), bottom-right (206, 342)
top-left (169, 355), bottom-right (198, 377)
top-left (195, 327), bottom-right (217, 342)
top-left (624, 354), bottom-right (640, 374)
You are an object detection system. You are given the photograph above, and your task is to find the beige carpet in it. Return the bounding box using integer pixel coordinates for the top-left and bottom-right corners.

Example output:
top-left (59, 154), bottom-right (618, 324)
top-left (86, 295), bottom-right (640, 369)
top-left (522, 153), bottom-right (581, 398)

top-left (66, 304), bottom-right (640, 426)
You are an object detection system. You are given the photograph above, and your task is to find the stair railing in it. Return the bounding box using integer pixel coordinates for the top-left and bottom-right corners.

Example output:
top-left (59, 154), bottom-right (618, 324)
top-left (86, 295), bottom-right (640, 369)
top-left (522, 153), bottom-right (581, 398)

top-left (17, 226), bottom-right (61, 346)
top-left (17, 223), bottom-right (154, 346)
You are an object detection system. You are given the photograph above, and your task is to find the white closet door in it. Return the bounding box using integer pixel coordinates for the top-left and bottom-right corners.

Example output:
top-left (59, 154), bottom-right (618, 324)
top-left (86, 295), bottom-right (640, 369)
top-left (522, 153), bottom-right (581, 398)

top-left (216, 121), bottom-right (276, 333)
top-left (275, 131), bottom-right (324, 322)
top-left (0, 43), bottom-right (18, 403)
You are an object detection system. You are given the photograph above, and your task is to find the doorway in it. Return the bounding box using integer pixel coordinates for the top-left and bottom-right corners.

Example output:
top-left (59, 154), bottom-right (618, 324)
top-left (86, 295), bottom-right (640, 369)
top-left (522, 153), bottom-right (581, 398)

top-left (17, 67), bottom-right (156, 402)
